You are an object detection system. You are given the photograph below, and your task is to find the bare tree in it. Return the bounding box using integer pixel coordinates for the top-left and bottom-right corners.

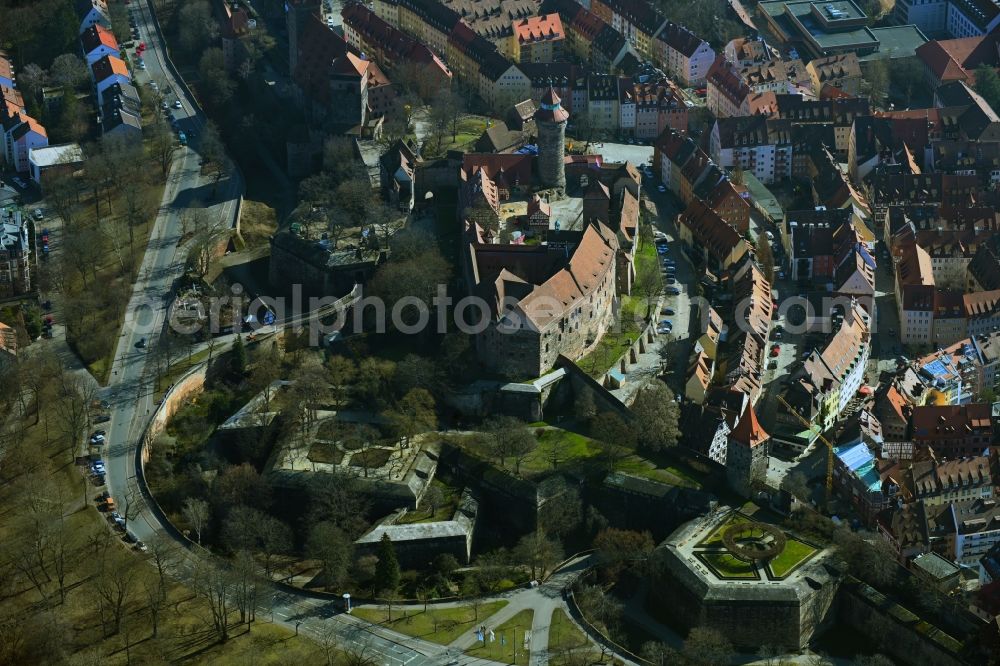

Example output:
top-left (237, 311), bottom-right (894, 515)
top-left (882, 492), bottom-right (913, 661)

top-left (146, 535), bottom-right (178, 600)
top-left (50, 53), bottom-right (88, 90)
top-left (317, 623), bottom-right (340, 666)
top-left (191, 559), bottom-right (232, 642)
top-left (92, 550), bottom-right (139, 635)
top-left (183, 497), bottom-right (210, 545)
top-left (231, 550), bottom-right (259, 629)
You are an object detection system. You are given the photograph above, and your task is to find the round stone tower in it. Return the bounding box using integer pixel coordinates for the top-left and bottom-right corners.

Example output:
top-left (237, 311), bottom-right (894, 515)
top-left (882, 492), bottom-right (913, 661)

top-left (534, 87), bottom-right (569, 190)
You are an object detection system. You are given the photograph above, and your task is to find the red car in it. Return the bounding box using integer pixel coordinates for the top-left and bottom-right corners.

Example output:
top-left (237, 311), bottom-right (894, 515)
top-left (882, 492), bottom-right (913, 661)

top-left (769, 344), bottom-right (780, 357)
top-left (140, 42), bottom-right (146, 51)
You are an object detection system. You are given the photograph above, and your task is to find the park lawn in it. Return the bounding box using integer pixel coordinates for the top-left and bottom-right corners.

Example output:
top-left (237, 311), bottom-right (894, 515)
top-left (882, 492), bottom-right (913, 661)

top-left (700, 513), bottom-right (751, 546)
top-left (395, 479), bottom-right (460, 525)
top-left (548, 608), bottom-right (590, 653)
top-left (519, 427), bottom-right (602, 475)
top-left (154, 348), bottom-right (211, 395)
top-left (425, 115), bottom-right (490, 157)
top-left (352, 600), bottom-right (508, 645)
top-left (464, 609), bottom-right (533, 665)
top-left (769, 538), bottom-right (818, 578)
top-left (614, 455), bottom-right (702, 489)
top-left (0, 390), bottom-right (326, 664)
top-left (702, 552), bottom-right (757, 578)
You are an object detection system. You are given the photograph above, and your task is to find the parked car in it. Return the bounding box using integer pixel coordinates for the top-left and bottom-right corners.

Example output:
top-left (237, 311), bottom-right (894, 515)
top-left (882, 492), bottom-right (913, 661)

top-left (91, 460), bottom-right (105, 475)
top-left (134, 541), bottom-right (148, 552)
top-left (11, 175), bottom-right (27, 188)
top-left (665, 286), bottom-right (681, 295)
top-left (665, 277), bottom-right (676, 285)
top-left (90, 433), bottom-right (105, 445)
top-left (657, 185), bottom-right (666, 193)
top-left (770, 344), bottom-right (780, 357)
top-left (173, 99), bottom-right (182, 109)
top-left (768, 359), bottom-right (778, 369)
top-left (661, 307), bottom-right (674, 315)
top-left (93, 414), bottom-right (111, 423)
top-left (135, 338), bottom-right (146, 348)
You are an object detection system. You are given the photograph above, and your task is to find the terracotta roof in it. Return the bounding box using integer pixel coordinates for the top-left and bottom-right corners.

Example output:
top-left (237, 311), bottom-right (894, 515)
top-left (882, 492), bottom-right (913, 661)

top-left (10, 113), bottom-right (47, 140)
top-left (499, 221), bottom-right (618, 330)
top-left (91, 54), bottom-right (129, 83)
top-left (678, 198), bottom-right (747, 265)
top-left (707, 55), bottom-right (749, 107)
top-left (911, 403), bottom-right (993, 442)
top-left (964, 289), bottom-right (1000, 317)
top-left (1, 85), bottom-right (25, 112)
top-left (514, 13), bottom-right (564, 43)
top-left (0, 51), bottom-right (13, 82)
top-left (81, 23), bottom-right (118, 54)
top-left (688, 351), bottom-right (713, 391)
top-left (730, 400), bottom-right (768, 447)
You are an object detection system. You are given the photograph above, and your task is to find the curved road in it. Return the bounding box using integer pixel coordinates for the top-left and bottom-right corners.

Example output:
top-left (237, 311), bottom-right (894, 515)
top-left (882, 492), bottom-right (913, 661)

top-left (95, 4), bottom-right (615, 665)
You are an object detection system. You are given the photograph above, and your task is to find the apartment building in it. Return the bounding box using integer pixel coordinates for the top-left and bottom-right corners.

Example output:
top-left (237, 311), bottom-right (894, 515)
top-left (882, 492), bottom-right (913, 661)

top-left (651, 21), bottom-right (715, 86)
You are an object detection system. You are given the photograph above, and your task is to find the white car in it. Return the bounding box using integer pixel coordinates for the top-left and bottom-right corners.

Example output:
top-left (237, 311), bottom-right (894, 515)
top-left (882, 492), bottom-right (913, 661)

top-left (657, 185), bottom-right (666, 193)
top-left (173, 99), bottom-right (182, 109)
top-left (33, 208), bottom-right (43, 220)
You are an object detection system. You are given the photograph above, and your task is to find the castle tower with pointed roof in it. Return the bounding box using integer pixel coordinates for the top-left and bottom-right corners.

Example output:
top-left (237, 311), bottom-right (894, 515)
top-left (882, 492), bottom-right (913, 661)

top-left (535, 86), bottom-right (568, 190)
top-left (726, 401), bottom-right (770, 497)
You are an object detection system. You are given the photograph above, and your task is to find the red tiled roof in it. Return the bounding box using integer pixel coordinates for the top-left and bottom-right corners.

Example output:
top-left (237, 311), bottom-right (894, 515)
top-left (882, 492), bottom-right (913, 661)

top-left (730, 400), bottom-right (768, 447)
top-left (81, 23), bottom-right (118, 54)
top-left (514, 13), bottom-right (564, 43)
top-left (91, 54), bottom-right (129, 83)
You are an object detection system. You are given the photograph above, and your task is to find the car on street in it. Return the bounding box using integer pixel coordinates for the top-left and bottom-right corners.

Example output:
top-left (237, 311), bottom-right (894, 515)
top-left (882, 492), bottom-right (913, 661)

top-left (661, 307), bottom-right (674, 315)
top-left (770, 344), bottom-right (780, 357)
top-left (161, 101), bottom-right (169, 110)
top-left (768, 359), bottom-right (778, 369)
top-left (665, 286), bottom-right (681, 295)
top-left (663, 260), bottom-right (676, 268)
top-left (93, 414), bottom-right (110, 423)
top-left (11, 175), bottom-right (27, 188)
top-left (665, 276), bottom-right (676, 285)
top-left (91, 460), bottom-right (106, 474)
top-left (173, 99), bottom-right (182, 109)
top-left (135, 338), bottom-right (146, 348)
top-left (90, 433), bottom-right (105, 445)
top-left (134, 541), bottom-right (148, 552)
top-left (653, 230), bottom-right (667, 240)
top-left (93, 474), bottom-right (105, 485)
top-left (124, 531), bottom-right (138, 544)
top-left (657, 185), bottom-right (666, 193)
top-left (111, 512), bottom-right (126, 528)
top-left (138, 60), bottom-right (146, 70)
top-left (777, 270), bottom-right (786, 280)
top-left (772, 329), bottom-right (782, 340)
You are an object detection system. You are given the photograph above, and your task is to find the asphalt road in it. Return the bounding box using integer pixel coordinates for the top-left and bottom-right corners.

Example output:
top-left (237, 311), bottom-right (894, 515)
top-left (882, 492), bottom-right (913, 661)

top-left (92, 4), bottom-right (517, 663)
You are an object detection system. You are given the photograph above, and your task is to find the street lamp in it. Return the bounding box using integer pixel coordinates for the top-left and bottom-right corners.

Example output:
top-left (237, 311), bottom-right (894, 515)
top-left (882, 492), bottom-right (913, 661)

top-left (342, 593), bottom-right (351, 613)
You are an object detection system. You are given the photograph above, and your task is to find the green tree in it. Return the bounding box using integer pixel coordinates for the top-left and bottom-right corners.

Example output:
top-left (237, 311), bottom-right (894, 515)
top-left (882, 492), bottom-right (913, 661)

top-left (375, 533), bottom-right (401, 610)
top-left (231, 333), bottom-right (248, 377)
top-left (384, 388), bottom-right (437, 448)
top-left (630, 380), bottom-right (680, 451)
top-left (974, 64), bottom-right (1000, 113)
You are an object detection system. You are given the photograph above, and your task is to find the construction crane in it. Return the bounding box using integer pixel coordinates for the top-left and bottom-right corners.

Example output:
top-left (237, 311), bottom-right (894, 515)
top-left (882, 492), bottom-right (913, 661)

top-left (776, 394), bottom-right (835, 506)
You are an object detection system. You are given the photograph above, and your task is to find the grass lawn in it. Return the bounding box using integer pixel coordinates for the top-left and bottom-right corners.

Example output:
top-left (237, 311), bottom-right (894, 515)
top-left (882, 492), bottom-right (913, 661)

top-left (614, 455), bottom-right (702, 488)
top-left (769, 538), bottom-right (818, 577)
top-left (352, 600), bottom-right (508, 645)
top-left (154, 348), bottom-right (211, 394)
top-left (0, 385), bottom-right (325, 664)
top-left (396, 479), bottom-right (460, 525)
top-left (464, 609), bottom-right (533, 664)
top-left (700, 513), bottom-right (751, 546)
top-left (519, 427), bottom-right (602, 475)
top-left (701, 552), bottom-right (757, 578)
top-left (548, 609), bottom-right (590, 652)
top-left (423, 115), bottom-right (490, 157)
